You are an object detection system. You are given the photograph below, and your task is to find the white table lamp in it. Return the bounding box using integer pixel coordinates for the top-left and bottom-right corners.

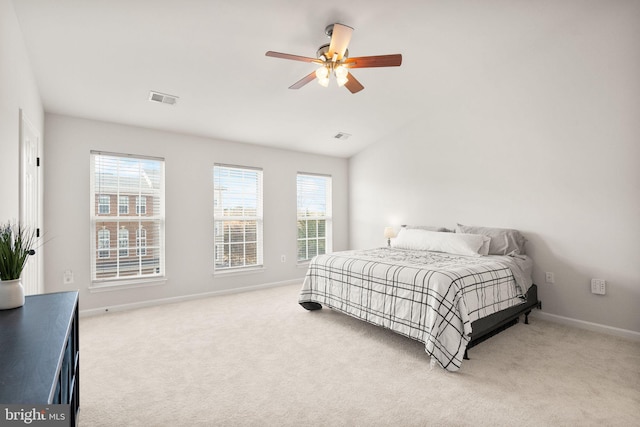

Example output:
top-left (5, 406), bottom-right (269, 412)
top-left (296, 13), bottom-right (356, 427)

top-left (384, 227), bottom-right (396, 246)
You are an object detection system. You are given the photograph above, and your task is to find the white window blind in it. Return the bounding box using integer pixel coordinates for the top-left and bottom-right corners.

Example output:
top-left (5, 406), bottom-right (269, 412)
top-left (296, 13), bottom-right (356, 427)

top-left (213, 165), bottom-right (263, 271)
top-left (90, 152), bottom-right (165, 285)
top-left (297, 173), bottom-right (332, 261)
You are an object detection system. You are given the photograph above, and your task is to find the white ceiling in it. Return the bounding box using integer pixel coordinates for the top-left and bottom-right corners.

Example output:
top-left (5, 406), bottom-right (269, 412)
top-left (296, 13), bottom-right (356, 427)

top-left (12, 0), bottom-right (574, 158)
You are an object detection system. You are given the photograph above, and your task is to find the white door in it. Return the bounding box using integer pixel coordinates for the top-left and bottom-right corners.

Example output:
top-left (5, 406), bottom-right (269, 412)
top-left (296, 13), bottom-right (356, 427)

top-left (19, 110), bottom-right (43, 295)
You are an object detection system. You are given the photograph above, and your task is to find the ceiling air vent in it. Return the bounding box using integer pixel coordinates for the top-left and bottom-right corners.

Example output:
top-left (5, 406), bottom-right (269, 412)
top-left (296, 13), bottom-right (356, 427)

top-left (148, 91), bottom-right (179, 106)
top-left (334, 132), bottom-right (351, 140)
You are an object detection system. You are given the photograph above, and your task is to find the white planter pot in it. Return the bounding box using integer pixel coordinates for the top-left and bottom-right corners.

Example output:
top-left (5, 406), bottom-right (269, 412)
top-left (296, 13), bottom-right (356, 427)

top-left (0, 278), bottom-right (25, 310)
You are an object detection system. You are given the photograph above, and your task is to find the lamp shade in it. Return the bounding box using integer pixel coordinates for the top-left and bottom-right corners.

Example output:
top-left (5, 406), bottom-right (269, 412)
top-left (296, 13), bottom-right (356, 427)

top-left (336, 75), bottom-right (349, 87)
top-left (334, 65), bottom-right (348, 79)
top-left (315, 66), bottom-right (329, 79)
top-left (317, 77), bottom-right (330, 87)
top-left (384, 227), bottom-right (396, 239)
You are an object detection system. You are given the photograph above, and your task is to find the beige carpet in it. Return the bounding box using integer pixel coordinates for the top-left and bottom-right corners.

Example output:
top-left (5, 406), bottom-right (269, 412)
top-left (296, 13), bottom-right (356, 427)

top-left (79, 283), bottom-right (640, 426)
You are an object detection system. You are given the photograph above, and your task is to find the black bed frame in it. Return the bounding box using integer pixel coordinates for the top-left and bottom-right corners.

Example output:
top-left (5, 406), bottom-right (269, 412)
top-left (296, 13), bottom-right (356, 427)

top-left (464, 283), bottom-right (542, 359)
top-left (300, 284), bottom-right (542, 362)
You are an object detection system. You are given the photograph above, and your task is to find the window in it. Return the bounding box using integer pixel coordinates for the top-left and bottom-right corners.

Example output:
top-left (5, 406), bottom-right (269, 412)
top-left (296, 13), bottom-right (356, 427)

top-left (136, 227), bottom-right (147, 256)
top-left (136, 196), bottom-right (146, 214)
top-left (98, 195), bottom-right (110, 214)
top-left (118, 196), bottom-right (129, 214)
top-left (297, 173), bottom-right (332, 262)
top-left (213, 165), bottom-right (263, 271)
top-left (91, 151), bottom-right (165, 285)
top-left (118, 227), bottom-right (129, 257)
top-left (98, 228), bottom-right (110, 259)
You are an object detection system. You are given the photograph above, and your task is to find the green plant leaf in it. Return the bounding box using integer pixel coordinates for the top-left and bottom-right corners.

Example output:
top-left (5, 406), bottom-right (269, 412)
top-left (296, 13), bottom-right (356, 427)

top-left (0, 222), bottom-right (38, 281)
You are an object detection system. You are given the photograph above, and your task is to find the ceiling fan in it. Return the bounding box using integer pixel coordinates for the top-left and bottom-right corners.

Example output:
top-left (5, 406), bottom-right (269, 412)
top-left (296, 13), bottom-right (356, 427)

top-left (265, 23), bottom-right (402, 94)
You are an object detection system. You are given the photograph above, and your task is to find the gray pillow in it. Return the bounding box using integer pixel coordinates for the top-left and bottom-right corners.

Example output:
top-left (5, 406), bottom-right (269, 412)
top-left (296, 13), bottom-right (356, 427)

top-left (455, 224), bottom-right (527, 255)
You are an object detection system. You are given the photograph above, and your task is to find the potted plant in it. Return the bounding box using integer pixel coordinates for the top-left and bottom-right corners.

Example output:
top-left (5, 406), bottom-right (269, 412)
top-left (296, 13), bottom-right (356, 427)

top-left (0, 221), bottom-right (37, 310)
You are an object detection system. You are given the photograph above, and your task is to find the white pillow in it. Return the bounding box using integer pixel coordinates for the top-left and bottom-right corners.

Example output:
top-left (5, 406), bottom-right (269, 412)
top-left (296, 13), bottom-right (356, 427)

top-left (392, 228), bottom-right (490, 257)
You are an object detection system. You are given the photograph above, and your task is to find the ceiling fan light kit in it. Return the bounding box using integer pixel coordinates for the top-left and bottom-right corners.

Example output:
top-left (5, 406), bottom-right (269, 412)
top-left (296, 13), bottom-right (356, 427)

top-left (266, 23), bottom-right (402, 94)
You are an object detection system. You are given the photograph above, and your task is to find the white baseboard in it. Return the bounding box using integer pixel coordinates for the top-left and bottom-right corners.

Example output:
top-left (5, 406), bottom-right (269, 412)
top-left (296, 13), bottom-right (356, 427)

top-left (80, 279), bottom-right (301, 317)
top-left (532, 311), bottom-right (640, 342)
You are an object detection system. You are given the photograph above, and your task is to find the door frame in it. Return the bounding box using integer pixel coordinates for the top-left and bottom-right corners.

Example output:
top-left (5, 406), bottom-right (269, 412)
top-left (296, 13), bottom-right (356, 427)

top-left (19, 109), bottom-right (43, 295)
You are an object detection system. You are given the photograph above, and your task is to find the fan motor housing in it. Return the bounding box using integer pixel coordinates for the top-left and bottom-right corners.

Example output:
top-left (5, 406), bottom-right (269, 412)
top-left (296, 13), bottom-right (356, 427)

top-left (316, 44), bottom-right (349, 60)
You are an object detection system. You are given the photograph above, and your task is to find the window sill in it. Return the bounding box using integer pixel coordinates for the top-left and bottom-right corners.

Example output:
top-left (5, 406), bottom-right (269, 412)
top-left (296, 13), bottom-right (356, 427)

top-left (213, 266), bottom-right (265, 277)
top-left (89, 276), bottom-right (167, 293)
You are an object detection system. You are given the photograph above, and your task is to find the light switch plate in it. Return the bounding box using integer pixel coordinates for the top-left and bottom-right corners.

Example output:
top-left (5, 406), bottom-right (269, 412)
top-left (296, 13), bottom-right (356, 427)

top-left (591, 278), bottom-right (606, 295)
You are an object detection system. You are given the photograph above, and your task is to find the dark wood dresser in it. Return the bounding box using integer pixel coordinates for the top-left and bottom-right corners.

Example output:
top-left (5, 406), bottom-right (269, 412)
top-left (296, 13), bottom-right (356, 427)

top-left (0, 291), bottom-right (79, 425)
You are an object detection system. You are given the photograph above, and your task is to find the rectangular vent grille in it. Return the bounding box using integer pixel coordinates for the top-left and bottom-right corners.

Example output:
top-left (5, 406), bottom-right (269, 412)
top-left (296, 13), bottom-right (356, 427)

top-left (334, 132), bottom-right (351, 140)
top-left (149, 91), bottom-right (178, 105)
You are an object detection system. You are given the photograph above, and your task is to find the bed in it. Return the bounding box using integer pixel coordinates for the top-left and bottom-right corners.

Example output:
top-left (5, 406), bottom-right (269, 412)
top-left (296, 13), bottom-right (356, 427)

top-left (298, 224), bottom-right (542, 371)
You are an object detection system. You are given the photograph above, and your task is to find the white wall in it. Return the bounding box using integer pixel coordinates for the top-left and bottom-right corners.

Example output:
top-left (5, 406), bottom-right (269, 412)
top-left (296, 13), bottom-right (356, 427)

top-left (0, 0), bottom-right (43, 220)
top-left (43, 114), bottom-right (348, 311)
top-left (349, 1), bottom-right (640, 333)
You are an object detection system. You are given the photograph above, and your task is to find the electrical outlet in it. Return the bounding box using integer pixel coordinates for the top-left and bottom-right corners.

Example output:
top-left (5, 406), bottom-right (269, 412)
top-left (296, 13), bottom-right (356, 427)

top-left (545, 272), bottom-right (555, 284)
top-left (591, 279), bottom-right (606, 295)
top-left (281, 255), bottom-right (286, 263)
top-left (63, 270), bottom-right (74, 284)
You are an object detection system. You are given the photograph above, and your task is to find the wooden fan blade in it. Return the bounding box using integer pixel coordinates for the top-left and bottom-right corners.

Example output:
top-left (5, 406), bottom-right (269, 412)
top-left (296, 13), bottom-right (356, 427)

top-left (289, 71), bottom-right (317, 89)
top-left (328, 23), bottom-right (353, 60)
top-left (266, 51), bottom-right (321, 63)
top-left (344, 72), bottom-right (364, 94)
top-left (344, 54), bottom-right (402, 68)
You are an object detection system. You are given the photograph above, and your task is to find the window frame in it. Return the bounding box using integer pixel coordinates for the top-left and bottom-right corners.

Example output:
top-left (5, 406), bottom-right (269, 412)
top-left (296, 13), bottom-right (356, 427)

top-left (213, 164), bottom-right (264, 273)
top-left (90, 151), bottom-right (165, 289)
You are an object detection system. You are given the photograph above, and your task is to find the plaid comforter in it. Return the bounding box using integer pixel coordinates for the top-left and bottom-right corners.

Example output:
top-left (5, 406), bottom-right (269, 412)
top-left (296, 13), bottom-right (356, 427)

top-left (299, 247), bottom-right (528, 371)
